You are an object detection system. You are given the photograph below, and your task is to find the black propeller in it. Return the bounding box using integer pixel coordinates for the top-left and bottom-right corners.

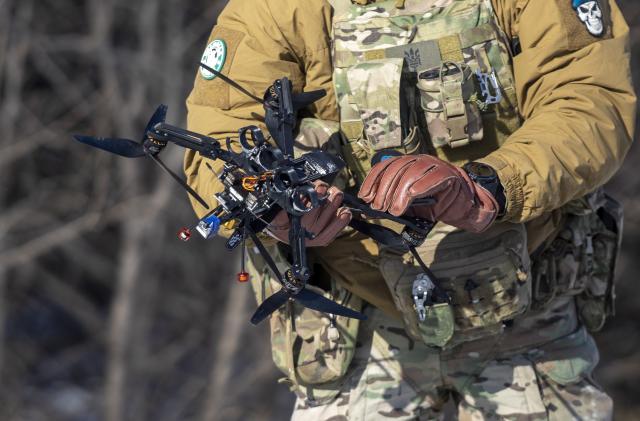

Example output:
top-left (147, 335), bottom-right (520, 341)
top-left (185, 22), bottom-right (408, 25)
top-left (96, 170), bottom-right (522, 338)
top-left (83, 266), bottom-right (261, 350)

top-left (72, 105), bottom-right (210, 209)
top-left (72, 104), bottom-right (169, 158)
top-left (250, 289), bottom-right (289, 325)
top-left (245, 227), bottom-right (366, 325)
top-left (143, 104), bottom-right (168, 136)
top-left (250, 287), bottom-right (366, 325)
top-left (73, 135), bottom-right (146, 158)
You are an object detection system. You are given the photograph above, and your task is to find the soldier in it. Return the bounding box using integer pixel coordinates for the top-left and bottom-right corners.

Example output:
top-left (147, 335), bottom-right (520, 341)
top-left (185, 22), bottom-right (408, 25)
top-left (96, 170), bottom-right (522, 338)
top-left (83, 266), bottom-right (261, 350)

top-left (185, 0), bottom-right (636, 419)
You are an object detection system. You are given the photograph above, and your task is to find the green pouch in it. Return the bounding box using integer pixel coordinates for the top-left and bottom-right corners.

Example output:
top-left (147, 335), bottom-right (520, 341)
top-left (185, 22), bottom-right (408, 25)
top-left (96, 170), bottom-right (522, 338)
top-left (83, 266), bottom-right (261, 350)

top-left (417, 303), bottom-right (455, 348)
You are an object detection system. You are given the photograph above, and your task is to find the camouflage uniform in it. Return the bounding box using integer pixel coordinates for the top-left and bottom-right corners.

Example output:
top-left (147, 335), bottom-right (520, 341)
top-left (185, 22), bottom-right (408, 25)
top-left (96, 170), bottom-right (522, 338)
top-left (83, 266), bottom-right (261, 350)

top-left (291, 304), bottom-right (611, 420)
top-left (184, 0), bottom-right (635, 418)
top-left (246, 187), bottom-right (619, 420)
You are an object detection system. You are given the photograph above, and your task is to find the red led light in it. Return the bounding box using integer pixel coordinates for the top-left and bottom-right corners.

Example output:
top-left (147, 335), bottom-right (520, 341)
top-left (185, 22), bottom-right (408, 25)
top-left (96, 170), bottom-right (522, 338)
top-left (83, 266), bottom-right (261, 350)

top-left (178, 227), bottom-right (192, 242)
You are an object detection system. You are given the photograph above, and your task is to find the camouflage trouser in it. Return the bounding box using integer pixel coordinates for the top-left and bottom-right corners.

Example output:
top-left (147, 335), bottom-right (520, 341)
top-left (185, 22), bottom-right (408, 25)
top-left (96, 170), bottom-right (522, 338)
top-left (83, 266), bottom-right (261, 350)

top-left (290, 297), bottom-right (612, 421)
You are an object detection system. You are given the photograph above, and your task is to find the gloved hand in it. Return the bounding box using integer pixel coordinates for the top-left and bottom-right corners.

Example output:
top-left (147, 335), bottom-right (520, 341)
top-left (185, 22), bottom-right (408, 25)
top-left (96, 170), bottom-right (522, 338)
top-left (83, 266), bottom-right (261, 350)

top-left (268, 181), bottom-right (352, 246)
top-left (358, 155), bottom-right (498, 233)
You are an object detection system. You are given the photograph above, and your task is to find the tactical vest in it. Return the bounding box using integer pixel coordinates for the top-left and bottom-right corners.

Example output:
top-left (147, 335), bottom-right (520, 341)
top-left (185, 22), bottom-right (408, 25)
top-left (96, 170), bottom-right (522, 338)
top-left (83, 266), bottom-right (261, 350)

top-left (330, 0), bottom-right (522, 184)
top-left (252, 0), bottom-right (621, 402)
top-left (328, 0), bottom-right (533, 347)
top-left (326, 0), bottom-right (619, 347)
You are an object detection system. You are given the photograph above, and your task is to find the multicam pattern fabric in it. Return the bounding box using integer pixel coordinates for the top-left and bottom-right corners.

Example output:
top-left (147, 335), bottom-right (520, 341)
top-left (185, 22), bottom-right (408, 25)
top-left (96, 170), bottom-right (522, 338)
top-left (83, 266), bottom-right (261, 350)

top-left (331, 0), bottom-right (522, 178)
top-left (418, 64), bottom-right (484, 148)
top-left (331, 0), bottom-right (484, 53)
top-left (532, 190), bottom-right (622, 333)
top-left (346, 59), bottom-right (404, 149)
top-left (291, 300), bottom-right (612, 420)
top-left (246, 241), bottom-right (363, 404)
top-left (237, 1), bottom-right (620, 418)
top-left (378, 222), bottom-right (531, 349)
top-left (244, 221), bottom-right (617, 419)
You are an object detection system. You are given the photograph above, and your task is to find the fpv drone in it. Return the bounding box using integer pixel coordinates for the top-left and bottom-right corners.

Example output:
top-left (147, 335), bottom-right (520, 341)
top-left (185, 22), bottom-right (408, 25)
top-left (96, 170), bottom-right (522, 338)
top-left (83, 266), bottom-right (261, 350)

top-left (74, 62), bottom-right (445, 325)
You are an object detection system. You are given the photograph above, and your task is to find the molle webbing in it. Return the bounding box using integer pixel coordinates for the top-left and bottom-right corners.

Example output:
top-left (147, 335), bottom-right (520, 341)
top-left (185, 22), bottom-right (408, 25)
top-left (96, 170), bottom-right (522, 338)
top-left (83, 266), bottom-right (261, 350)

top-left (333, 24), bottom-right (498, 70)
top-left (331, 0), bottom-right (522, 179)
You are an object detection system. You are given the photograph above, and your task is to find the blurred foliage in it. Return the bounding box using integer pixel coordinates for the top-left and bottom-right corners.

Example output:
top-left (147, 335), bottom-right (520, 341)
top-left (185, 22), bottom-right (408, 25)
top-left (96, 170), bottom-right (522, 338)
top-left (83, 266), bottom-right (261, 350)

top-left (0, 0), bottom-right (638, 420)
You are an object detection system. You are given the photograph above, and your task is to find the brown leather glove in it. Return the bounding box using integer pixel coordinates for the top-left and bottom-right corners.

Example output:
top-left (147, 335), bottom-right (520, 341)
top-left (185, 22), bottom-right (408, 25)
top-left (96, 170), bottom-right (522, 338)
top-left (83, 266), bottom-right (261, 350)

top-left (267, 181), bottom-right (352, 247)
top-left (358, 155), bottom-right (498, 233)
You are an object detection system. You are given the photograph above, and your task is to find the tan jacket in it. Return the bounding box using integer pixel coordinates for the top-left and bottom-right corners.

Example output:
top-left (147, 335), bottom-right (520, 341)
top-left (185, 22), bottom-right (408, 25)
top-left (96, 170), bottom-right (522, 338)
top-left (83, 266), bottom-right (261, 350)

top-left (184, 0), bottom-right (635, 311)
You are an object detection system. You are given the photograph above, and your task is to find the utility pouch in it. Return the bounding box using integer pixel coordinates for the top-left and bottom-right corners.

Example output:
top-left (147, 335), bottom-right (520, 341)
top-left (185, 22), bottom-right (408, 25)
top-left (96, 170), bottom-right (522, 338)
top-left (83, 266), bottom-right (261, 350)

top-left (577, 194), bottom-right (622, 331)
top-left (346, 58), bottom-right (407, 151)
top-left (531, 190), bottom-right (622, 332)
top-left (247, 245), bottom-right (361, 403)
top-left (339, 58), bottom-right (423, 184)
top-left (417, 62), bottom-right (483, 148)
top-left (379, 222), bottom-right (530, 348)
top-left (416, 302), bottom-right (455, 348)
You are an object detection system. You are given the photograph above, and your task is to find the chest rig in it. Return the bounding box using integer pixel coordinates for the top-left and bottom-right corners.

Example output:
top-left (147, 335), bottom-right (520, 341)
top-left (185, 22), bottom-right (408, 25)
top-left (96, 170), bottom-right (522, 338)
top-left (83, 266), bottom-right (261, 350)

top-left (330, 0), bottom-right (522, 184)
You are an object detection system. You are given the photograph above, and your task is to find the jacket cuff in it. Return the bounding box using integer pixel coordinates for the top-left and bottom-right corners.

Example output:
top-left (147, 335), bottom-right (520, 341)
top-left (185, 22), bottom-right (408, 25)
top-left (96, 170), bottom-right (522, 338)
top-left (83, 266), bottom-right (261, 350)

top-left (476, 154), bottom-right (525, 222)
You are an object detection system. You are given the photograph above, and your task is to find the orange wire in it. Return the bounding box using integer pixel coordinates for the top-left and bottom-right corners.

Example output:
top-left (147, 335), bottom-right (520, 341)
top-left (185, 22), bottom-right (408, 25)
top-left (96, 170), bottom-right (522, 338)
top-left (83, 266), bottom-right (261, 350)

top-left (241, 172), bottom-right (273, 191)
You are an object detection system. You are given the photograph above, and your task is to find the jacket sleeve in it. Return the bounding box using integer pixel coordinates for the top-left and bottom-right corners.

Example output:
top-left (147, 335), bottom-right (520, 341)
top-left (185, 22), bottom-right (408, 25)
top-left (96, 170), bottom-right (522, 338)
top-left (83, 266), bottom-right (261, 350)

top-left (482, 0), bottom-right (636, 222)
top-left (184, 0), bottom-right (335, 219)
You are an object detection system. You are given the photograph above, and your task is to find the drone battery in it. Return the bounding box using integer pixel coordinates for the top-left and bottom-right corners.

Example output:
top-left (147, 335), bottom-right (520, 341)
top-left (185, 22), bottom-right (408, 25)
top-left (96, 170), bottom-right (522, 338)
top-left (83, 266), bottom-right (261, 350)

top-left (196, 215), bottom-right (221, 239)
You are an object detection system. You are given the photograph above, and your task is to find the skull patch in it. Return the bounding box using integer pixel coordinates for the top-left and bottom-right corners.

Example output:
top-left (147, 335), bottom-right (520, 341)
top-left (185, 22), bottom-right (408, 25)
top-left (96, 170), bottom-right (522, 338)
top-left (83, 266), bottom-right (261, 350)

top-left (574, 0), bottom-right (604, 37)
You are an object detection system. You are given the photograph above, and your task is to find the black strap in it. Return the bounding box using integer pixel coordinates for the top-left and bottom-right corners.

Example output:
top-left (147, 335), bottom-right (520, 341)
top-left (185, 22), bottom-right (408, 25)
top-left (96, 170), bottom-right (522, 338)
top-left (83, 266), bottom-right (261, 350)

top-left (147, 153), bottom-right (210, 210)
top-left (348, 218), bottom-right (406, 250)
top-left (348, 216), bottom-right (450, 303)
top-left (342, 193), bottom-right (433, 234)
top-left (199, 62), bottom-right (264, 105)
top-left (246, 226), bottom-right (284, 282)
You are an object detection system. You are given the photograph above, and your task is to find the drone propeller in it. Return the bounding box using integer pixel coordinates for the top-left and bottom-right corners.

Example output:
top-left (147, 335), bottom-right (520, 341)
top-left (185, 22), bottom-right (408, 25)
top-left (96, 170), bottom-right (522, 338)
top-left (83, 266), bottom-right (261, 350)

top-left (73, 104), bottom-right (168, 158)
top-left (73, 135), bottom-right (146, 158)
top-left (143, 104), bottom-right (168, 137)
top-left (296, 288), bottom-right (365, 318)
top-left (73, 106), bottom-right (211, 210)
top-left (245, 226), bottom-right (365, 325)
top-left (250, 287), bottom-right (366, 325)
top-left (250, 289), bottom-right (289, 325)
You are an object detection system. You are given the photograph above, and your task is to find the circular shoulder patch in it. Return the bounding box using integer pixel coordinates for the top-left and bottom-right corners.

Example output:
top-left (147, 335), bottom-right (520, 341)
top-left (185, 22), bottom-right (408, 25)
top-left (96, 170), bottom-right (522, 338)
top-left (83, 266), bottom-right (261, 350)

top-left (200, 39), bottom-right (227, 80)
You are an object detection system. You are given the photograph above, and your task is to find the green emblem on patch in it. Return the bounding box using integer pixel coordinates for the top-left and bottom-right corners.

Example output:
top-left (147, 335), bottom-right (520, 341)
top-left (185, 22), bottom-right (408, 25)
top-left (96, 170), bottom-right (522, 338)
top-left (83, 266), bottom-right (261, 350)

top-left (200, 39), bottom-right (227, 80)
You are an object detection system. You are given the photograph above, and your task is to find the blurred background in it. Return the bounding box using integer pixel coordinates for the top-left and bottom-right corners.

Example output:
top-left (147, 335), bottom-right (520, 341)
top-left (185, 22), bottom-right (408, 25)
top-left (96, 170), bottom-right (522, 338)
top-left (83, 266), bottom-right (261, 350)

top-left (0, 0), bottom-right (638, 420)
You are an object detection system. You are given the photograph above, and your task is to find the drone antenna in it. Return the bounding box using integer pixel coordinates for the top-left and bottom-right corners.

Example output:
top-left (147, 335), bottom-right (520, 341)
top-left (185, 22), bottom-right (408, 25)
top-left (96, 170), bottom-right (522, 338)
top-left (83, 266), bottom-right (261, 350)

top-left (199, 62), bottom-right (264, 105)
